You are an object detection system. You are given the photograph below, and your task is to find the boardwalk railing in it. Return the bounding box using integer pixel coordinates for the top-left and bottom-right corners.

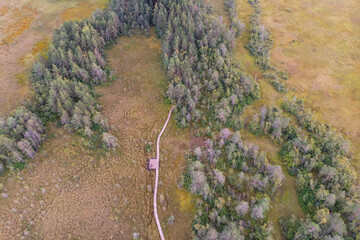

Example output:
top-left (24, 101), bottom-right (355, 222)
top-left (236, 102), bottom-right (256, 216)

top-left (150, 107), bottom-right (174, 240)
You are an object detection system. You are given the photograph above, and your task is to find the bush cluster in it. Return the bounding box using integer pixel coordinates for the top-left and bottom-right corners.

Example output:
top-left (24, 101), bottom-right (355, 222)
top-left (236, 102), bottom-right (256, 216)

top-left (154, 0), bottom-right (259, 129)
top-left (246, 1), bottom-right (272, 70)
top-left (0, 108), bottom-right (45, 172)
top-left (250, 104), bottom-right (359, 239)
top-left (224, 0), bottom-right (246, 37)
top-left (182, 129), bottom-right (285, 239)
top-left (282, 97), bottom-right (350, 158)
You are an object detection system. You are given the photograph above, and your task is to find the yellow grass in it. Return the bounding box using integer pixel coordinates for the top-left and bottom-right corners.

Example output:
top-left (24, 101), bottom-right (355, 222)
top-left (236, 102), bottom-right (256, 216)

top-left (176, 188), bottom-right (195, 212)
top-left (204, 0), bottom-right (230, 25)
top-left (14, 73), bottom-right (28, 86)
top-left (234, 0), bottom-right (360, 236)
top-left (0, 6), bottom-right (38, 46)
top-left (62, 0), bottom-right (108, 21)
top-left (18, 38), bottom-right (49, 66)
top-left (256, 0), bottom-right (360, 171)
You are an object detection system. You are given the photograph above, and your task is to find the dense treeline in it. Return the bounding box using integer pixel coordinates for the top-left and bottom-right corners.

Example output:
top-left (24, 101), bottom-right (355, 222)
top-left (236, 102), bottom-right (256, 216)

top-left (246, 0), bottom-right (288, 93)
top-left (152, 1), bottom-right (289, 238)
top-left (0, 0), bottom-right (151, 172)
top-left (182, 129), bottom-right (284, 239)
top-left (154, 0), bottom-right (259, 129)
top-left (30, 0), bottom-right (151, 129)
top-left (249, 103), bottom-right (359, 239)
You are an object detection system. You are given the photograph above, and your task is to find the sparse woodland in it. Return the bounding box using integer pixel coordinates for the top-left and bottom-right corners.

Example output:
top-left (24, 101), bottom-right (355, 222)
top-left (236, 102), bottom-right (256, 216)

top-left (224, 0), bottom-right (246, 37)
top-left (246, 0), bottom-right (288, 93)
top-left (182, 129), bottom-right (285, 239)
top-left (250, 101), bottom-right (359, 239)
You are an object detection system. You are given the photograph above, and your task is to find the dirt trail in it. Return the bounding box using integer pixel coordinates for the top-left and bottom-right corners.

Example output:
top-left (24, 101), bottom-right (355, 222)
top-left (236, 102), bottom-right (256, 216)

top-left (0, 32), bottom-right (194, 239)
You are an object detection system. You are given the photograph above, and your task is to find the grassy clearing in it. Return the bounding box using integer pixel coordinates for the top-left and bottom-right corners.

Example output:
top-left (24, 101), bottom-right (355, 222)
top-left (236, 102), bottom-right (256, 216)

top-left (0, 30), bottom-right (194, 239)
top-left (100, 30), bottom-right (195, 239)
top-left (204, 0), bottom-right (230, 25)
top-left (0, 125), bottom-right (111, 239)
top-left (61, 0), bottom-right (108, 21)
top-left (256, 0), bottom-right (360, 171)
top-left (268, 172), bottom-right (304, 239)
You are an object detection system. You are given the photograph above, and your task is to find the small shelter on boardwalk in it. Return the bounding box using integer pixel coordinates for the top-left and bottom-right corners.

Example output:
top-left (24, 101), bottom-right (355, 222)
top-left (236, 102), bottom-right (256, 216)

top-left (148, 158), bottom-right (159, 170)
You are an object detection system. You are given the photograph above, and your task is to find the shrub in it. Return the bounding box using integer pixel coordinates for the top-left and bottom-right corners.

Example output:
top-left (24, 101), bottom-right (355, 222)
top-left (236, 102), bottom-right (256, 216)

top-left (251, 197), bottom-right (270, 220)
top-left (270, 80), bottom-right (287, 93)
top-left (224, 0), bottom-right (246, 37)
top-left (102, 132), bottom-right (118, 149)
top-left (236, 201), bottom-right (249, 216)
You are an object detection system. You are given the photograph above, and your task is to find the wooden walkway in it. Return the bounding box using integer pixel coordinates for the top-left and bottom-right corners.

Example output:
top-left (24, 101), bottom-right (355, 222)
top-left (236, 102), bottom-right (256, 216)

top-left (151, 107), bottom-right (174, 240)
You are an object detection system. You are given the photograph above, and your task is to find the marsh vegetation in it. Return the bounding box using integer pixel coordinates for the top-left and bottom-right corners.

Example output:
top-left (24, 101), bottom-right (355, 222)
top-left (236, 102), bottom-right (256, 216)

top-left (0, 0), bottom-right (359, 239)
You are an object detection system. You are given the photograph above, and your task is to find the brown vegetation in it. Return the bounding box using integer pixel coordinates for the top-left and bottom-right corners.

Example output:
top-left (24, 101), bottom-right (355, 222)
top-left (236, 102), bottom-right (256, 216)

top-left (0, 31), bottom-right (193, 239)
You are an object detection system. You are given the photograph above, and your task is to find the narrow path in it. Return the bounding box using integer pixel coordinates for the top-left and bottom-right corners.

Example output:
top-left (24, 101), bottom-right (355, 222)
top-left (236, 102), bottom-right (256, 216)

top-left (153, 107), bottom-right (174, 240)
